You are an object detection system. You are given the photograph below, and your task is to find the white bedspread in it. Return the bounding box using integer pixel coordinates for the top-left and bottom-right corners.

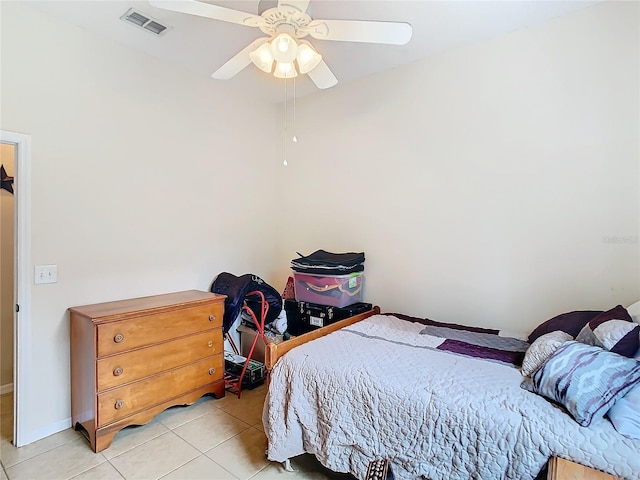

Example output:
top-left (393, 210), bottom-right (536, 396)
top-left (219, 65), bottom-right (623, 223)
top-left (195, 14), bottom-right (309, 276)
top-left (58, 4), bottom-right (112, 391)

top-left (263, 315), bottom-right (640, 480)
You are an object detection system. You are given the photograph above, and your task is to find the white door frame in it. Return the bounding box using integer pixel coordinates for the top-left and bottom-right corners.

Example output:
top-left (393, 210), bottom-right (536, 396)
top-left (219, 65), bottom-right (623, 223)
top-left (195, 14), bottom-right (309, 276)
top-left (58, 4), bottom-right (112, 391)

top-left (1, 130), bottom-right (32, 447)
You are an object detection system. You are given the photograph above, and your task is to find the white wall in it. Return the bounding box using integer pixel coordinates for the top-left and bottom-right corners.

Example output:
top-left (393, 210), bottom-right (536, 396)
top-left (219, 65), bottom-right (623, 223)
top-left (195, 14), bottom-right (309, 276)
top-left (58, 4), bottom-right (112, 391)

top-left (0, 2), bottom-right (278, 441)
top-left (1, 0), bottom-right (639, 444)
top-left (276, 1), bottom-right (640, 333)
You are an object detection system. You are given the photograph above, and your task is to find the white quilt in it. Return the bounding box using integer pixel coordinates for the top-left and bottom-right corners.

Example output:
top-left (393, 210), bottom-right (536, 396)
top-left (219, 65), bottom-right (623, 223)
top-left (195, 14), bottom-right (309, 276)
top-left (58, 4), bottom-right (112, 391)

top-left (263, 315), bottom-right (640, 480)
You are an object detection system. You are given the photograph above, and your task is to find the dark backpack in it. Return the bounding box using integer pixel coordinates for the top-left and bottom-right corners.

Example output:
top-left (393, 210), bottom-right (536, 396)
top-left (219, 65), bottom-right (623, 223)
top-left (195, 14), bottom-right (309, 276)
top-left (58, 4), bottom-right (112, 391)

top-left (210, 272), bottom-right (283, 334)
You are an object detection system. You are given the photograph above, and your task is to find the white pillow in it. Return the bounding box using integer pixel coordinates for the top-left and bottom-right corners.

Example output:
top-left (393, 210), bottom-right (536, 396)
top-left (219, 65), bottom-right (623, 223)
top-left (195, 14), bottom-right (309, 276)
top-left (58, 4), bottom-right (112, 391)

top-left (521, 330), bottom-right (573, 377)
top-left (607, 384), bottom-right (640, 440)
top-left (627, 300), bottom-right (640, 324)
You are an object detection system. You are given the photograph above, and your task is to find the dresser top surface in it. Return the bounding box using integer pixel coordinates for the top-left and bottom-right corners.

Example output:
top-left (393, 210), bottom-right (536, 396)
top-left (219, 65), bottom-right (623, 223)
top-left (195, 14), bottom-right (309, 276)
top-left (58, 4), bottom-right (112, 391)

top-left (68, 290), bottom-right (225, 320)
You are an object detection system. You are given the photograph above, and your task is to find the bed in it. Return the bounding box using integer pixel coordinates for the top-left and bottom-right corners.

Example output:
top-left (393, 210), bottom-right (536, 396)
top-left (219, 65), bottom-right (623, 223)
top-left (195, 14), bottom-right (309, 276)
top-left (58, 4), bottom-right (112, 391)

top-left (262, 308), bottom-right (640, 480)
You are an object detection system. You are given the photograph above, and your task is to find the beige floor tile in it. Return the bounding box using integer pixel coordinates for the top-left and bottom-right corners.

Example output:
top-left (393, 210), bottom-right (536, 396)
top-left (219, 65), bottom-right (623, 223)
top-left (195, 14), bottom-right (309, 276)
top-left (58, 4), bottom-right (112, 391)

top-left (0, 469), bottom-right (7, 480)
top-left (172, 409), bottom-right (250, 453)
top-left (245, 463), bottom-right (288, 480)
top-left (216, 387), bottom-right (267, 427)
top-left (5, 437), bottom-right (105, 480)
top-left (69, 461), bottom-right (124, 480)
top-left (155, 395), bottom-right (222, 430)
top-left (102, 419), bottom-right (169, 460)
top-left (160, 454), bottom-right (238, 480)
top-left (204, 427), bottom-right (269, 480)
top-left (253, 419), bottom-right (265, 432)
top-left (215, 384), bottom-right (266, 410)
top-left (0, 428), bottom-right (83, 468)
top-left (108, 431), bottom-right (199, 480)
top-left (0, 436), bottom-right (14, 463)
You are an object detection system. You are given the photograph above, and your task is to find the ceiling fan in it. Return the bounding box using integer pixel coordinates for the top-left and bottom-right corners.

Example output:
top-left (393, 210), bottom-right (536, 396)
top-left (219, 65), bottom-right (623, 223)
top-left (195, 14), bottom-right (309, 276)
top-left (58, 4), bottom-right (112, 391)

top-left (148, 0), bottom-right (412, 89)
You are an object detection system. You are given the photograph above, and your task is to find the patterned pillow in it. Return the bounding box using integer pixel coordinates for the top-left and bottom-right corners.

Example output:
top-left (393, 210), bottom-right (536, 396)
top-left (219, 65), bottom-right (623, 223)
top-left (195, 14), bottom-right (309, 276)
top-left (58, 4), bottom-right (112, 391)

top-left (575, 305), bottom-right (639, 357)
top-left (521, 341), bottom-right (640, 427)
top-left (521, 331), bottom-right (573, 377)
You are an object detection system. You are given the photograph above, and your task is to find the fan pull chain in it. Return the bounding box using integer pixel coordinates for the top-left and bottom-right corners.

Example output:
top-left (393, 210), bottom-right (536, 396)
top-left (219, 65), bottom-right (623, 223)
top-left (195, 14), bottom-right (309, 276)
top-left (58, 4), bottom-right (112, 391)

top-left (283, 77), bottom-right (288, 167)
top-left (292, 76), bottom-right (298, 143)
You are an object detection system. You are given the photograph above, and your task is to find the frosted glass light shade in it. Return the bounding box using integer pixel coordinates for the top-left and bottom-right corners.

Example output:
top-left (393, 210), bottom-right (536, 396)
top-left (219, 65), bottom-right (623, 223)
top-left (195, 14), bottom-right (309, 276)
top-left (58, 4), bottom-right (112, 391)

top-left (249, 43), bottom-right (274, 73)
top-left (296, 42), bottom-right (322, 74)
top-left (270, 33), bottom-right (298, 63)
top-left (273, 61), bottom-right (298, 78)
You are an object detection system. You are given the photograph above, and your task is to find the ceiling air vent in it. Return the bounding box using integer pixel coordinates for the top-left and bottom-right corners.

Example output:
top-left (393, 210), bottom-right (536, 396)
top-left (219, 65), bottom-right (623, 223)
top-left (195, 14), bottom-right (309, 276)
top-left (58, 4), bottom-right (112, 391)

top-left (121, 8), bottom-right (170, 36)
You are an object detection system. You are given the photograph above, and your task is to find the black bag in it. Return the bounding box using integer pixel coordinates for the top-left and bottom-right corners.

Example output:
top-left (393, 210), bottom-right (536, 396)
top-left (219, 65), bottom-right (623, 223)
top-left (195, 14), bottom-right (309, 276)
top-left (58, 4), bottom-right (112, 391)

top-left (210, 272), bottom-right (282, 334)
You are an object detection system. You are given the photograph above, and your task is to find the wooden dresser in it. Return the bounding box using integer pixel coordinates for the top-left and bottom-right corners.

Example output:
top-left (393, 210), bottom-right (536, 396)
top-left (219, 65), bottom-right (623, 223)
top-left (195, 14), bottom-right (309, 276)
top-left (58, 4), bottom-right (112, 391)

top-left (69, 290), bottom-right (226, 452)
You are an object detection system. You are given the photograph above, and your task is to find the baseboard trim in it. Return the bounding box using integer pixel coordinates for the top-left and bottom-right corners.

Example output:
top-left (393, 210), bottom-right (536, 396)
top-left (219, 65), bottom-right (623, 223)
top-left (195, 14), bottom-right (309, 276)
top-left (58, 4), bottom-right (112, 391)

top-left (0, 383), bottom-right (14, 395)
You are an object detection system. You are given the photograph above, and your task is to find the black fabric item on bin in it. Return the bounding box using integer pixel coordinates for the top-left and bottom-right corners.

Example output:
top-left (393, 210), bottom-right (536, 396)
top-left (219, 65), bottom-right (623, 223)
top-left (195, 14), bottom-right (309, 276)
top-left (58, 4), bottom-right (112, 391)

top-left (210, 272), bottom-right (283, 334)
top-left (293, 249), bottom-right (365, 266)
top-left (291, 263), bottom-right (364, 274)
top-left (291, 249), bottom-right (365, 274)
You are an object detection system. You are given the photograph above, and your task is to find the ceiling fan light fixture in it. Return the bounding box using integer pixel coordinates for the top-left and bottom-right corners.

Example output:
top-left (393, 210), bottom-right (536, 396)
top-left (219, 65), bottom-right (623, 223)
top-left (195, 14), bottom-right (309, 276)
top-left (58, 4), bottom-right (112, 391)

top-left (296, 42), bottom-right (322, 74)
top-left (273, 61), bottom-right (298, 79)
top-left (270, 32), bottom-right (298, 63)
top-left (249, 43), bottom-right (274, 73)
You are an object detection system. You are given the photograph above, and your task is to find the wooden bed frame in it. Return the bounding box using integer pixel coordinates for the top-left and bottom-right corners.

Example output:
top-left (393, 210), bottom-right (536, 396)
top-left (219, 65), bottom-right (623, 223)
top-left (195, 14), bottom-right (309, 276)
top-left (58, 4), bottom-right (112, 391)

top-left (264, 306), bottom-right (381, 372)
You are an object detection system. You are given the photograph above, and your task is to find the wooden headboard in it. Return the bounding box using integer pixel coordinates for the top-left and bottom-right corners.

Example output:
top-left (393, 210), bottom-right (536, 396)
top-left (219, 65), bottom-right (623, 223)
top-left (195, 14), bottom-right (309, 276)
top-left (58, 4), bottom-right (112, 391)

top-left (264, 306), bottom-right (381, 371)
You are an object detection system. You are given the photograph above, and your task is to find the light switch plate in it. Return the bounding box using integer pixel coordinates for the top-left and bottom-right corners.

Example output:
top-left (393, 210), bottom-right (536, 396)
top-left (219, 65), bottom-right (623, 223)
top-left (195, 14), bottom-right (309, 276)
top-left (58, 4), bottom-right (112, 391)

top-left (35, 265), bottom-right (57, 284)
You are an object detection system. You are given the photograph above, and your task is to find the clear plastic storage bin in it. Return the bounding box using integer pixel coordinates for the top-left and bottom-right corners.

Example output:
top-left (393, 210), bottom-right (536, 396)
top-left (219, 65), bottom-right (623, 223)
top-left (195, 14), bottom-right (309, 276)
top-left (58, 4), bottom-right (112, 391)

top-left (293, 272), bottom-right (364, 308)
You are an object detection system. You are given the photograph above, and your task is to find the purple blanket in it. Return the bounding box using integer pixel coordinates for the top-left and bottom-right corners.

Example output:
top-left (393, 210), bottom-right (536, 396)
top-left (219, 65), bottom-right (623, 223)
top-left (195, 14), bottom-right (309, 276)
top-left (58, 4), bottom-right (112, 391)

top-left (384, 312), bottom-right (529, 367)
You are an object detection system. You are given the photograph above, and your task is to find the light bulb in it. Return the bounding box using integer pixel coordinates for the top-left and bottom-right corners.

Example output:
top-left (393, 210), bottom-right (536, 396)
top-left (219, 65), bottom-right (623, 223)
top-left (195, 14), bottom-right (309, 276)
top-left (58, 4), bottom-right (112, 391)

top-left (296, 42), bottom-right (322, 74)
top-left (273, 61), bottom-right (298, 79)
top-left (249, 43), bottom-right (274, 73)
top-left (292, 135), bottom-right (298, 143)
top-left (277, 37), bottom-right (289, 53)
top-left (283, 159), bottom-right (288, 166)
top-left (270, 33), bottom-right (298, 63)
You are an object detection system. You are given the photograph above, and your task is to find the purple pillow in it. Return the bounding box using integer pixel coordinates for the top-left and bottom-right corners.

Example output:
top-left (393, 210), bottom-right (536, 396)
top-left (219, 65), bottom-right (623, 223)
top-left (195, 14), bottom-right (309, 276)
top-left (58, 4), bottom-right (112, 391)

top-left (527, 310), bottom-right (603, 343)
top-left (589, 304), bottom-right (633, 326)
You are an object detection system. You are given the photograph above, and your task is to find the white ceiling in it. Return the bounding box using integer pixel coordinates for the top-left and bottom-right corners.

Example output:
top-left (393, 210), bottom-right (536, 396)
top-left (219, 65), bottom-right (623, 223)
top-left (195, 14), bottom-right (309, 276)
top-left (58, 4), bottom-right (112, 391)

top-left (25, 0), bottom-right (599, 103)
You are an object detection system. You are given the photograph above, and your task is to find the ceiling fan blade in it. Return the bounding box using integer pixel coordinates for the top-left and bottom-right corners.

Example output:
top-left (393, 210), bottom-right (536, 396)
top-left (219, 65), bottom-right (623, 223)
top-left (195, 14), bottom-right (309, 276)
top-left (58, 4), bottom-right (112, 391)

top-left (306, 19), bottom-right (412, 45)
top-left (148, 0), bottom-right (262, 27)
top-left (307, 60), bottom-right (338, 90)
top-left (212, 38), bottom-right (268, 80)
top-left (277, 0), bottom-right (310, 13)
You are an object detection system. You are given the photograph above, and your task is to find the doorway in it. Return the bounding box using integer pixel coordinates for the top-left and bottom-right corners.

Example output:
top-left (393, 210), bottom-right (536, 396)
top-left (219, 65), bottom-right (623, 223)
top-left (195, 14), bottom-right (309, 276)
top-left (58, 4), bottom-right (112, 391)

top-left (0, 130), bottom-right (32, 448)
top-left (1, 144), bottom-right (16, 429)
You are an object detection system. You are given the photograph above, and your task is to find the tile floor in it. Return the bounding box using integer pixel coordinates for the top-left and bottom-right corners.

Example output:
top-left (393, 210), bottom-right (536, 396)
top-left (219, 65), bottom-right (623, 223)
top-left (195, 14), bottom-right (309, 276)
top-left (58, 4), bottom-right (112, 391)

top-left (0, 386), bottom-right (354, 480)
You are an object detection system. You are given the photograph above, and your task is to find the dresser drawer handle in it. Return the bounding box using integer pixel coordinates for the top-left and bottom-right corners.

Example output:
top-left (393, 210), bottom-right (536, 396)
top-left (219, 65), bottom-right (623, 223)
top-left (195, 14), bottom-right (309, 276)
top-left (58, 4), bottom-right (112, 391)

top-left (208, 314), bottom-right (216, 322)
top-left (114, 333), bottom-right (124, 343)
top-left (208, 341), bottom-right (213, 348)
top-left (113, 367), bottom-right (123, 376)
top-left (114, 400), bottom-right (125, 410)
top-left (208, 367), bottom-right (216, 375)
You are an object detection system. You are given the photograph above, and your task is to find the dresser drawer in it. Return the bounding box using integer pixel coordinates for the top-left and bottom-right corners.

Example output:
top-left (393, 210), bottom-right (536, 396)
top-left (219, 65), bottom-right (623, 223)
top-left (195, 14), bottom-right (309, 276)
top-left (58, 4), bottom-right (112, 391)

top-left (97, 329), bottom-right (222, 391)
top-left (97, 303), bottom-right (223, 356)
top-left (97, 354), bottom-right (223, 427)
